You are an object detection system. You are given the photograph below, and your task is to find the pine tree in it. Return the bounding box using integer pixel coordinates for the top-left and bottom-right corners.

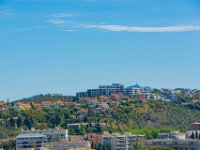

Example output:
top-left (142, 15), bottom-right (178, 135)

top-left (191, 132), bottom-right (195, 139)
top-left (195, 130), bottom-right (199, 139)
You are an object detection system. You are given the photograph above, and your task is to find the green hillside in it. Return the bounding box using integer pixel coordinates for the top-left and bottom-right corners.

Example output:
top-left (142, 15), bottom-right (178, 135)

top-left (1, 95), bottom-right (200, 139)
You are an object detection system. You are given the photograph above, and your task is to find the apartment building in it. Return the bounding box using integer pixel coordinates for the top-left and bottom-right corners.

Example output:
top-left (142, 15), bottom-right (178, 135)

top-left (40, 141), bottom-right (92, 150)
top-left (76, 83), bottom-right (145, 99)
top-left (105, 133), bottom-right (145, 150)
top-left (16, 133), bottom-right (47, 150)
top-left (22, 128), bottom-right (69, 141)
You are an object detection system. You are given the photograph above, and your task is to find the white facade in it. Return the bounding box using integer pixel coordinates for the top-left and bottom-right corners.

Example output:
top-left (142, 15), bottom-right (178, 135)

top-left (22, 129), bottom-right (68, 141)
top-left (110, 133), bottom-right (144, 150)
top-left (40, 141), bottom-right (91, 149)
top-left (16, 133), bottom-right (47, 150)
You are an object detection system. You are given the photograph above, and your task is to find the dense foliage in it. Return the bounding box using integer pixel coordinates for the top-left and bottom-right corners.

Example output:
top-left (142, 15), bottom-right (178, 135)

top-left (107, 100), bottom-right (200, 133)
top-left (1, 95), bottom-right (200, 139)
top-left (12, 94), bottom-right (75, 103)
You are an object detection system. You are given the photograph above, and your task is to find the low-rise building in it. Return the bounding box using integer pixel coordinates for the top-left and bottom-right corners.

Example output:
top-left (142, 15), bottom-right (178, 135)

top-left (158, 131), bottom-right (185, 140)
top-left (145, 139), bottom-right (200, 150)
top-left (0, 101), bottom-right (7, 107)
top-left (22, 128), bottom-right (68, 141)
top-left (109, 133), bottom-right (145, 150)
top-left (40, 141), bottom-right (92, 150)
top-left (0, 108), bottom-right (10, 114)
top-left (14, 102), bottom-right (31, 110)
top-left (191, 121), bottom-right (200, 130)
top-left (16, 133), bottom-right (47, 150)
top-left (42, 101), bottom-right (51, 108)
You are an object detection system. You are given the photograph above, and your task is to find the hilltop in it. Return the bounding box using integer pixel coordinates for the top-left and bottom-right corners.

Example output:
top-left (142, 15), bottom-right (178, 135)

top-left (12, 94), bottom-right (75, 103)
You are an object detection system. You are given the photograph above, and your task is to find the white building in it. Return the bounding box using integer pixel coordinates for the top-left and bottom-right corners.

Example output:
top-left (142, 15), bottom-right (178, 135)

top-left (109, 133), bottom-right (145, 150)
top-left (40, 141), bottom-right (91, 150)
top-left (16, 133), bottom-right (47, 150)
top-left (77, 83), bottom-right (125, 98)
top-left (22, 128), bottom-right (68, 141)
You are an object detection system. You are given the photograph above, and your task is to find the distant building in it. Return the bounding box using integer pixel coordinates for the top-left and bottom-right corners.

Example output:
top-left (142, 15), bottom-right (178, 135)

top-left (40, 141), bottom-right (92, 150)
top-left (158, 131), bottom-right (185, 140)
top-left (107, 133), bottom-right (145, 150)
top-left (159, 89), bottom-right (177, 102)
top-left (22, 128), bottom-right (69, 141)
top-left (76, 83), bottom-right (124, 98)
top-left (187, 89), bottom-right (200, 98)
top-left (87, 83), bottom-right (124, 98)
top-left (76, 83), bottom-right (177, 102)
top-left (76, 83), bottom-right (148, 99)
top-left (16, 133), bottom-right (47, 150)
top-left (145, 139), bottom-right (200, 150)
top-left (124, 83), bottom-right (144, 96)
top-left (191, 121), bottom-right (200, 130)
top-left (13, 102), bottom-right (31, 110)
top-left (109, 93), bottom-right (124, 101)
top-left (0, 101), bottom-right (7, 107)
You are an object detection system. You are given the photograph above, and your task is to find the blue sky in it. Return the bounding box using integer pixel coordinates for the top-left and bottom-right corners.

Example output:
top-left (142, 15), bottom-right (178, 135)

top-left (0, 0), bottom-right (200, 100)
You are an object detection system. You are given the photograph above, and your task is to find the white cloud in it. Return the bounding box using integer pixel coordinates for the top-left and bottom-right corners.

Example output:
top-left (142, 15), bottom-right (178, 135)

top-left (47, 17), bottom-right (200, 33)
top-left (0, 26), bottom-right (48, 33)
top-left (62, 29), bottom-right (77, 32)
top-left (81, 24), bottom-right (200, 32)
top-left (48, 19), bottom-right (70, 25)
top-left (48, 12), bottom-right (77, 18)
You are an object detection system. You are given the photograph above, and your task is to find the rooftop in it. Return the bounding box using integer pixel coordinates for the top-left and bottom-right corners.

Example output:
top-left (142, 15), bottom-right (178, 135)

top-left (127, 83), bottom-right (142, 89)
top-left (16, 133), bottom-right (47, 138)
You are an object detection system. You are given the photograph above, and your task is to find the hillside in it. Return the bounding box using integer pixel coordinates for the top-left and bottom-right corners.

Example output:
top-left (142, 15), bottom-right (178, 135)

top-left (106, 100), bottom-right (200, 132)
top-left (1, 95), bottom-right (200, 139)
top-left (12, 94), bottom-right (75, 103)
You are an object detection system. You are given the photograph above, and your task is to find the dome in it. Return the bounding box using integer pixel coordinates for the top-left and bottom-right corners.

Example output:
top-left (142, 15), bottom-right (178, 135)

top-left (127, 83), bottom-right (142, 89)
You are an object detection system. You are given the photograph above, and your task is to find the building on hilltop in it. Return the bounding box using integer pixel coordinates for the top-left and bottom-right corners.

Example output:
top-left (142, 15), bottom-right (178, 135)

top-left (76, 83), bottom-right (177, 102)
top-left (13, 102), bottom-right (31, 110)
top-left (76, 83), bottom-right (147, 99)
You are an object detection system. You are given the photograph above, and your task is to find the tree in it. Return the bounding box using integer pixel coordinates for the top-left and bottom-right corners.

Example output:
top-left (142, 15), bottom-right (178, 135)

top-left (10, 117), bottom-right (15, 128)
top-left (24, 118), bottom-right (31, 129)
top-left (91, 141), bottom-right (95, 149)
top-left (1, 140), bottom-right (16, 150)
top-left (191, 132), bottom-right (195, 139)
top-left (195, 130), bottom-right (198, 139)
top-left (79, 126), bottom-right (86, 135)
top-left (17, 116), bottom-right (22, 128)
top-left (69, 128), bottom-right (76, 135)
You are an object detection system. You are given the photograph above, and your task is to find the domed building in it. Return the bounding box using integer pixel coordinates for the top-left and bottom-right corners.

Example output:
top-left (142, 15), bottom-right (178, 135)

top-left (127, 83), bottom-right (142, 89)
top-left (124, 83), bottom-right (144, 96)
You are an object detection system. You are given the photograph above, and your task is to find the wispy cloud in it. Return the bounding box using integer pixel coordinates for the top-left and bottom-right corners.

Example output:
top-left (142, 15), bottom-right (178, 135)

top-left (47, 16), bottom-right (200, 33)
top-left (80, 24), bottom-right (200, 32)
top-left (62, 29), bottom-right (77, 32)
top-left (0, 26), bottom-right (48, 33)
top-left (48, 12), bottom-right (77, 18)
top-left (48, 19), bottom-right (70, 25)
